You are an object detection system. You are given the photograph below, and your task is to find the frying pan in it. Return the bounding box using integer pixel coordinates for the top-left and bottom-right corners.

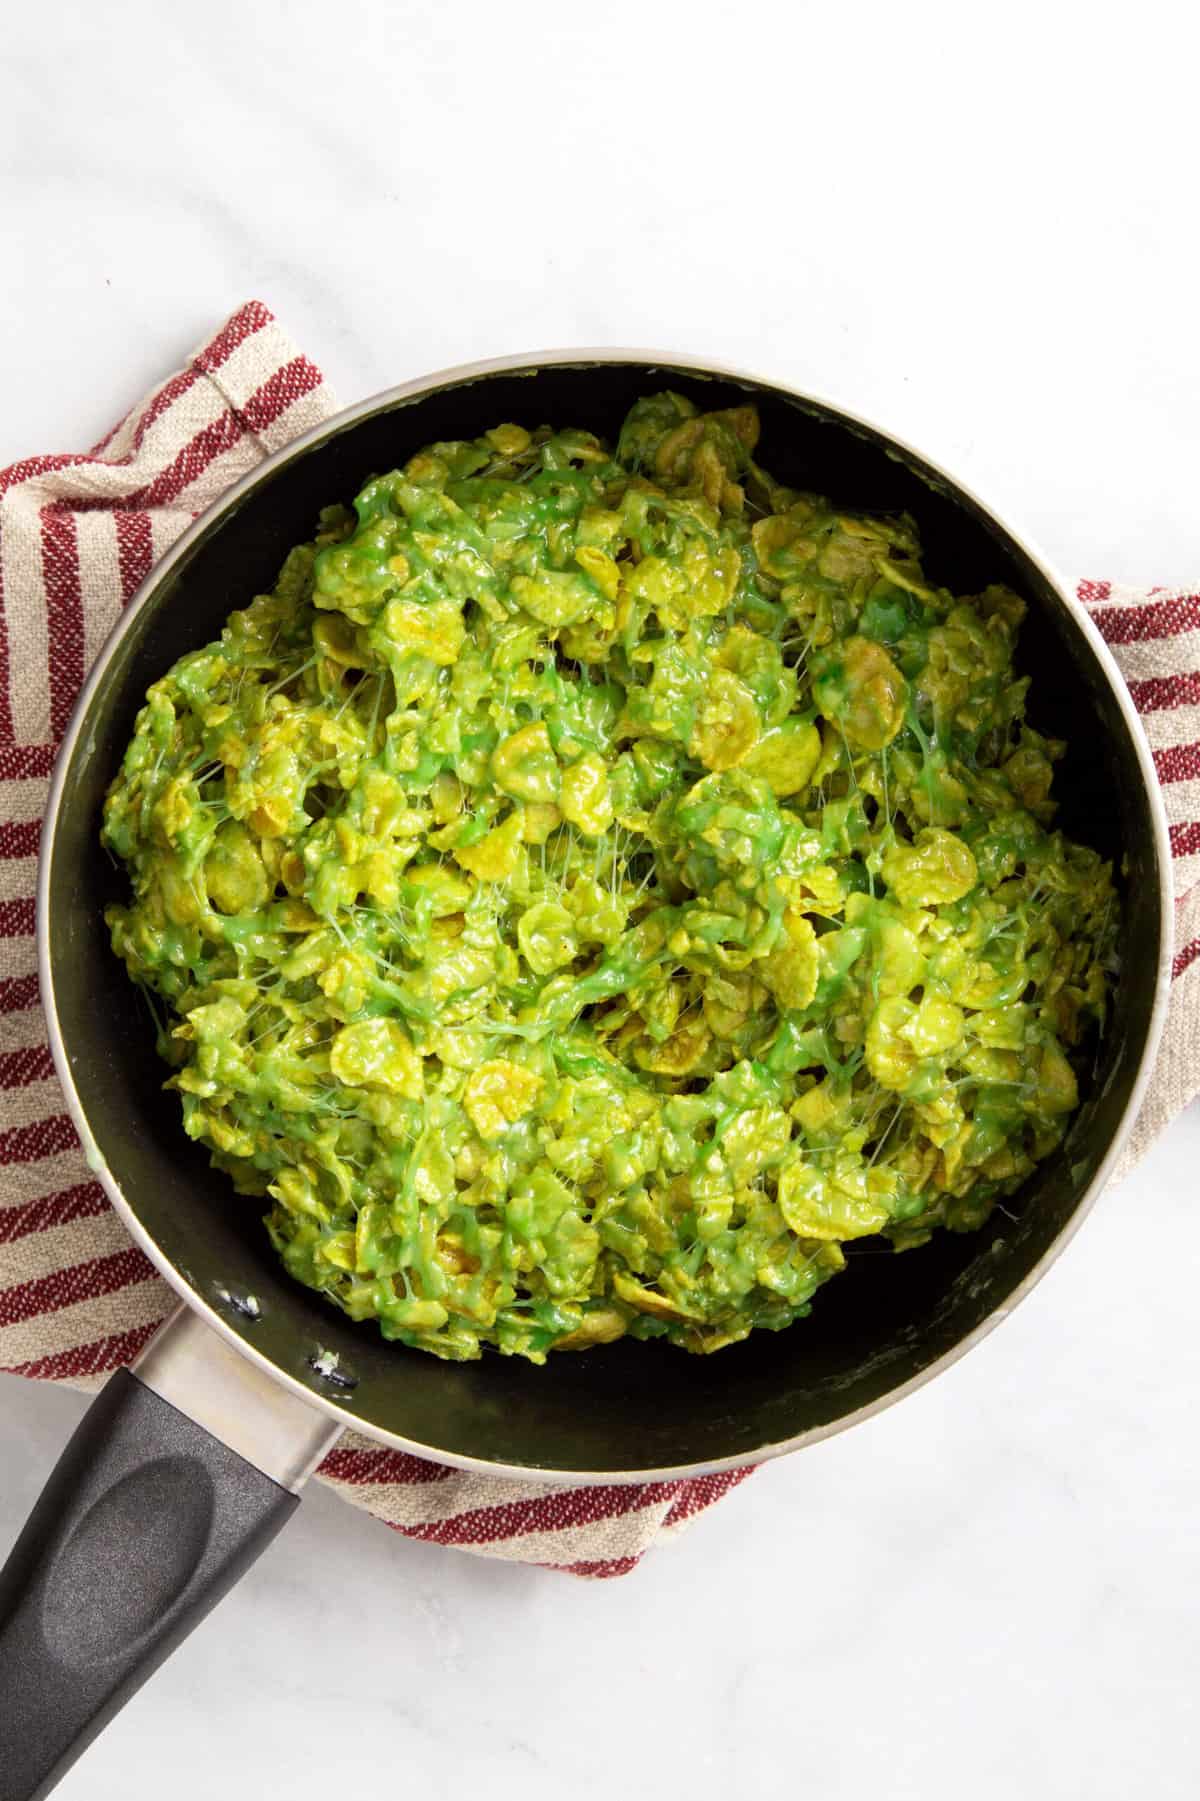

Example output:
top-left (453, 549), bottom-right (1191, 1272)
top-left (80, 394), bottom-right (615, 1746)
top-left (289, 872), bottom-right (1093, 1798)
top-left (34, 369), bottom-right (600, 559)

top-left (0, 353), bottom-right (1173, 1799)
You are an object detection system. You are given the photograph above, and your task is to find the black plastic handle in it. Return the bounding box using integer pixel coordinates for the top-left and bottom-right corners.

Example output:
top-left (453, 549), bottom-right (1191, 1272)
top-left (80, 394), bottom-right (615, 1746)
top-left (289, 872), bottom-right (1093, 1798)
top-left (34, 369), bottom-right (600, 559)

top-left (0, 1369), bottom-right (297, 1801)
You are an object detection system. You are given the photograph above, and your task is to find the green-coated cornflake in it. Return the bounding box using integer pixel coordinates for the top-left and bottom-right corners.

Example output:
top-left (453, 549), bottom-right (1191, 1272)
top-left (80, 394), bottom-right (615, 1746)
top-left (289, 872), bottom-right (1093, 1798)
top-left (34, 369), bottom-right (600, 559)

top-left (102, 395), bottom-right (1119, 1363)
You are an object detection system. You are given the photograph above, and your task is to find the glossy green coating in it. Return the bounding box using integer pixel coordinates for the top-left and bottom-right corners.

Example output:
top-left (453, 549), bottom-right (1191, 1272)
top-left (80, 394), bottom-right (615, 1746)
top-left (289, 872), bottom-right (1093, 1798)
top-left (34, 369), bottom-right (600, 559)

top-left (101, 394), bottom-right (1118, 1364)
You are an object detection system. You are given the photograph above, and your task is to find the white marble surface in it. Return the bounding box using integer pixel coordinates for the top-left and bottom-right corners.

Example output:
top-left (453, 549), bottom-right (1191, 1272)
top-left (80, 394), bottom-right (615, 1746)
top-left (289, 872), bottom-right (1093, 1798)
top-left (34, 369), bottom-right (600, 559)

top-left (3, 2), bottom-right (1199, 1795)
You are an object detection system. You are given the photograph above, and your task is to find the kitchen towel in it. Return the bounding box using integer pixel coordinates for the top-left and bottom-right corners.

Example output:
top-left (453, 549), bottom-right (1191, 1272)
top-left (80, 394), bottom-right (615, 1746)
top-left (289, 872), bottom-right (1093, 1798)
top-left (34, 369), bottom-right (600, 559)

top-left (1, 303), bottom-right (1194, 1575)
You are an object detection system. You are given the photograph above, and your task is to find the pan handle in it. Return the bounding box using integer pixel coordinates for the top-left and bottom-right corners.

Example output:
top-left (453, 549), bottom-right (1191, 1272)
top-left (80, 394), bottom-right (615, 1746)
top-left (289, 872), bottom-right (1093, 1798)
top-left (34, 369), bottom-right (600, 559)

top-left (0, 1308), bottom-right (341, 1801)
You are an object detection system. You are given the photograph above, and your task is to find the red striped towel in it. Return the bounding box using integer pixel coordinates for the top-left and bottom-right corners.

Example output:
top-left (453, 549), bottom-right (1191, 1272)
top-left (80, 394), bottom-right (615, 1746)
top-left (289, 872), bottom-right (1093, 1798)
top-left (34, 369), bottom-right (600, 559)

top-left (1, 304), bottom-right (1194, 1575)
top-left (1075, 581), bottom-right (1200, 1164)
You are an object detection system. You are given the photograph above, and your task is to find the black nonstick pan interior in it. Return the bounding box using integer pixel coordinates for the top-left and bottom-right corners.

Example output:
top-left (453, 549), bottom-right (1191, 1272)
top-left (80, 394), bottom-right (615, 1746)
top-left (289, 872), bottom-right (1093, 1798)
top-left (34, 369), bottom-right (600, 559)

top-left (44, 358), bottom-right (1165, 1475)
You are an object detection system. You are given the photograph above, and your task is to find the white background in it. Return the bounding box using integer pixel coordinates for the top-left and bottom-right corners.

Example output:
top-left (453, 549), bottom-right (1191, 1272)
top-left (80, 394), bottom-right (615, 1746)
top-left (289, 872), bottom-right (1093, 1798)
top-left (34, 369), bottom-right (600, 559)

top-left (3, 2), bottom-right (1199, 1796)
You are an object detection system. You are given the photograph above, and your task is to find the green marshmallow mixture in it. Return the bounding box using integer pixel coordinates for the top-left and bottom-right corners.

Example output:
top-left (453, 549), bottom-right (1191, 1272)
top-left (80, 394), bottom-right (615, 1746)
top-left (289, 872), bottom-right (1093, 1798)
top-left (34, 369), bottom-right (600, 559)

top-left (102, 393), bottom-right (1119, 1362)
